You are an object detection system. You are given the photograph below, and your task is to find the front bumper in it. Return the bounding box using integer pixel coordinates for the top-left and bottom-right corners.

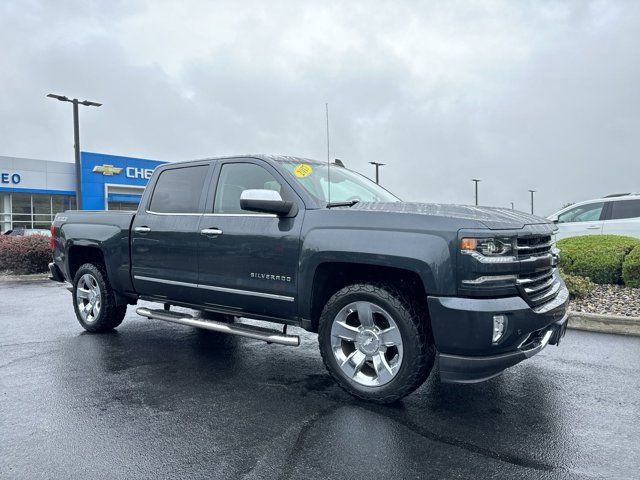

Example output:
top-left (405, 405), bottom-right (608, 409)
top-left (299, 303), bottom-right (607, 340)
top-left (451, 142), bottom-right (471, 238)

top-left (438, 315), bottom-right (567, 383)
top-left (428, 282), bottom-right (569, 383)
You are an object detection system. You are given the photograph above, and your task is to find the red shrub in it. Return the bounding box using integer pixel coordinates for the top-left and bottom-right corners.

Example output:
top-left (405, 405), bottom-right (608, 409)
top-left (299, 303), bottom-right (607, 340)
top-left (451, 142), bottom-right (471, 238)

top-left (0, 235), bottom-right (52, 274)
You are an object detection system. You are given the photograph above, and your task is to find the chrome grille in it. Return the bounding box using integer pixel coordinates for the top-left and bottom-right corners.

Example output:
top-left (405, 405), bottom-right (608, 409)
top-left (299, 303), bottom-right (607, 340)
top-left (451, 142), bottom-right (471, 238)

top-left (516, 233), bottom-right (560, 307)
top-left (517, 235), bottom-right (553, 258)
top-left (518, 268), bottom-right (559, 307)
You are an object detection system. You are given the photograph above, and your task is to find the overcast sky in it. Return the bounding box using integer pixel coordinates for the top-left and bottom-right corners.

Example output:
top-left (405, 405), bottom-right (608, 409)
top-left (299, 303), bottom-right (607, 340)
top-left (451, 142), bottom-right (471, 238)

top-left (1, 0), bottom-right (639, 215)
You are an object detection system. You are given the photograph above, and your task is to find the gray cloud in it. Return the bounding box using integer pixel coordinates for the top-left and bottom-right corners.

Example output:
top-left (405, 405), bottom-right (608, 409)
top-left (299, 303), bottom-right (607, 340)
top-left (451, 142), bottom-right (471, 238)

top-left (1, 0), bottom-right (639, 215)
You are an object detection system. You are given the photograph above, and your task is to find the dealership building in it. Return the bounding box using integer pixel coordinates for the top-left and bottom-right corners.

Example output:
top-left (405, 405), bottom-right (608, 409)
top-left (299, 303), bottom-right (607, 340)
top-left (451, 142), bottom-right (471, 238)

top-left (0, 152), bottom-right (165, 233)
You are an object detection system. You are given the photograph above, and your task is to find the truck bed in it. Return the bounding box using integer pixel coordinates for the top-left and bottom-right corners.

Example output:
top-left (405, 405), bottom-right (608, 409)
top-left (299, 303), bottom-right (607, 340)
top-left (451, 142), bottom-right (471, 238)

top-left (53, 210), bottom-right (136, 294)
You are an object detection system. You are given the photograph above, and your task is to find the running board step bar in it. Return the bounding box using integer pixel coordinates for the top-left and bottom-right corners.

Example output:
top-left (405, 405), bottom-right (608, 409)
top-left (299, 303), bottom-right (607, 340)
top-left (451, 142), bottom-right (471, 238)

top-left (136, 307), bottom-right (300, 347)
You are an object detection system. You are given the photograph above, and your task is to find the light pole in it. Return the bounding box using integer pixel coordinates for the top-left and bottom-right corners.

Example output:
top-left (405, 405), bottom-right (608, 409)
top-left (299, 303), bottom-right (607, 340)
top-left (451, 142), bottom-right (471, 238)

top-left (528, 190), bottom-right (536, 215)
top-left (472, 179), bottom-right (481, 206)
top-left (47, 94), bottom-right (102, 209)
top-left (369, 161), bottom-right (385, 184)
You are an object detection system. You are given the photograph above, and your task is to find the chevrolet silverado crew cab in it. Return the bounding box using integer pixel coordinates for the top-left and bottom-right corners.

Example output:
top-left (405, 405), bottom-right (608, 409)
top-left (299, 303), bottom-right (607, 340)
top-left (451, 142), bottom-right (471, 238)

top-left (50, 155), bottom-right (568, 403)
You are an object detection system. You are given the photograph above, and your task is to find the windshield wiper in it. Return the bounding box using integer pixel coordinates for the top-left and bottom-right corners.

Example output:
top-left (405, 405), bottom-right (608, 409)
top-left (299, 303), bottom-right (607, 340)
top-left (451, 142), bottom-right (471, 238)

top-left (326, 200), bottom-right (359, 208)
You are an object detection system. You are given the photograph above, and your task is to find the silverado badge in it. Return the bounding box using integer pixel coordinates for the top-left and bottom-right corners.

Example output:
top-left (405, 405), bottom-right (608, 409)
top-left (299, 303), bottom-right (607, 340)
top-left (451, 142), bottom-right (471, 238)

top-left (250, 272), bottom-right (292, 283)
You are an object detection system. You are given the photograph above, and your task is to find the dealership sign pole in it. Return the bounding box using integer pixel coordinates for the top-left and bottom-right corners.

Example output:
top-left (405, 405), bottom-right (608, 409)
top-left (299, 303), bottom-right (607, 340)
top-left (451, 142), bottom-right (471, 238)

top-left (47, 94), bottom-right (102, 210)
top-left (369, 161), bottom-right (385, 184)
top-left (472, 178), bottom-right (481, 206)
top-left (529, 189), bottom-right (536, 215)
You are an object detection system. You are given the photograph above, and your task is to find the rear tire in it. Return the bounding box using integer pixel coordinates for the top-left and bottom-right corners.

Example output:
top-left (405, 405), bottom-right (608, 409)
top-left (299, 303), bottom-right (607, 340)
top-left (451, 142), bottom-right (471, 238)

top-left (72, 263), bottom-right (126, 333)
top-left (318, 283), bottom-right (434, 404)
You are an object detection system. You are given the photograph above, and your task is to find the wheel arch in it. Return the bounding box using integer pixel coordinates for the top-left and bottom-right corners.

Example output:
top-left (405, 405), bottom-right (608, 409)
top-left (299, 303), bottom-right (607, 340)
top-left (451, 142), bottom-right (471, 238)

top-left (66, 244), bottom-right (134, 306)
top-left (67, 244), bottom-right (106, 280)
top-left (306, 261), bottom-right (429, 333)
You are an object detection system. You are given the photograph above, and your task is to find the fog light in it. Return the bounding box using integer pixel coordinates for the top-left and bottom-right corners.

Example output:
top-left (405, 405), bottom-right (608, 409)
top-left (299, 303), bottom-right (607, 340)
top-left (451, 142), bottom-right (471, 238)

top-left (492, 315), bottom-right (507, 343)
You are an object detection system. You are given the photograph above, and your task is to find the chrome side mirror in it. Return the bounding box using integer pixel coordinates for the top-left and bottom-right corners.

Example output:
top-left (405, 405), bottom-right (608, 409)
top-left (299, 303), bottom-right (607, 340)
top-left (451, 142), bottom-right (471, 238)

top-left (240, 189), bottom-right (293, 216)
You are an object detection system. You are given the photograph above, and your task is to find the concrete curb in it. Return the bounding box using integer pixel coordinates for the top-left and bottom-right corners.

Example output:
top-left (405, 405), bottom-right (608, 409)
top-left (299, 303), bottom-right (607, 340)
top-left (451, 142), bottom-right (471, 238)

top-left (568, 311), bottom-right (640, 337)
top-left (0, 272), bottom-right (49, 282)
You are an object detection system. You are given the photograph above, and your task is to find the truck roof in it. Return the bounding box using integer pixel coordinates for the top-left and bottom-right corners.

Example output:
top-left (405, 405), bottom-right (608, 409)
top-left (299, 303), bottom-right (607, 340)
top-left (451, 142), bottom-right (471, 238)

top-left (165, 154), bottom-right (325, 168)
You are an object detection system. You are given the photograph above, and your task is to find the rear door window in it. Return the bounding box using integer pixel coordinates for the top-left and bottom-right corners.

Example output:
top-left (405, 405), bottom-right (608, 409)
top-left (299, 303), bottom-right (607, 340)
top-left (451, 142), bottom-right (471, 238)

top-left (149, 165), bottom-right (208, 213)
top-left (609, 199), bottom-right (640, 220)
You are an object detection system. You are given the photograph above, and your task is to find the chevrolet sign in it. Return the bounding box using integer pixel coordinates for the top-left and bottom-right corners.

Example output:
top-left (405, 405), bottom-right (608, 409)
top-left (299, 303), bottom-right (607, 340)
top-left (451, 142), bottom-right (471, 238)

top-left (92, 164), bottom-right (123, 176)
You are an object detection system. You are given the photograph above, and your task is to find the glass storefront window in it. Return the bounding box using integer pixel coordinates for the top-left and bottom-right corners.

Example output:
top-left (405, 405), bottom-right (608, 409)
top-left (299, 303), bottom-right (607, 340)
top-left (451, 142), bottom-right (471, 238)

top-left (33, 195), bottom-right (52, 216)
top-left (11, 222), bottom-right (31, 229)
top-left (12, 193), bottom-right (31, 215)
top-left (0, 192), bottom-right (75, 232)
top-left (52, 195), bottom-right (66, 213)
top-left (52, 194), bottom-right (76, 213)
top-left (1, 193), bottom-right (10, 233)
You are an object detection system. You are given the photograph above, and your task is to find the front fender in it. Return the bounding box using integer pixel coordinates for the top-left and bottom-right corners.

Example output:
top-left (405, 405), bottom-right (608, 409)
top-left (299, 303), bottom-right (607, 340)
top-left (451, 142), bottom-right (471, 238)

top-left (297, 227), bottom-right (455, 320)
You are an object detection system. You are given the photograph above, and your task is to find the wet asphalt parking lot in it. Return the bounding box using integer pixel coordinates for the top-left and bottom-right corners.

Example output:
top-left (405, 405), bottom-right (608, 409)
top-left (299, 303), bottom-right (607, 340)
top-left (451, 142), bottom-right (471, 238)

top-left (1, 278), bottom-right (639, 479)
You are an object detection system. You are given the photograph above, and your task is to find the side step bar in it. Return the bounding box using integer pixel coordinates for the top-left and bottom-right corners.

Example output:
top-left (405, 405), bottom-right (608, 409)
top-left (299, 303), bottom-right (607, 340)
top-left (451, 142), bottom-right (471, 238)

top-left (136, 307), bottom-right (300, 347)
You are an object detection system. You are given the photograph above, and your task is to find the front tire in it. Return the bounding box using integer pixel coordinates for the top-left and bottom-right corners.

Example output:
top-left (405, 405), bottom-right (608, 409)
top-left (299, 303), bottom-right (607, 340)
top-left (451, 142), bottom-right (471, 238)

top-left (318, 283), bottom-right (434, 404)
top-left (72, 263), bottom-right (126, 333)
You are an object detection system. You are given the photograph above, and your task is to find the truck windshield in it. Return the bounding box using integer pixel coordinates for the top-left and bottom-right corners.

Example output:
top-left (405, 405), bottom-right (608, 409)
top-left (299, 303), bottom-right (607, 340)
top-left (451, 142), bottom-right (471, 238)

top-left (280, 161), bottom-right (400, 203)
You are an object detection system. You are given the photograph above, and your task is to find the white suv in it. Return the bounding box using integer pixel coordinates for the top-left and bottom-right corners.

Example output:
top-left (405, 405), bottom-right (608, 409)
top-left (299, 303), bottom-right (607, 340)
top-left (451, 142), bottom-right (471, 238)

top-left (548, 193), bottom-right (640, 240)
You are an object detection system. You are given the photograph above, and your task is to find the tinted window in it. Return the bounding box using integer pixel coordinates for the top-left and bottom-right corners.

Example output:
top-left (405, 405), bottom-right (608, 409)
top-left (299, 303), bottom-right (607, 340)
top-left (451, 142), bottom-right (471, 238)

top-left (149, 166), bottom-right (208, 213)
top-left (214, 163), bottom-right (281, 214)
top-left (557, 202), bottom-right (604, 223)
top-left (610, 199), bottom-right (640, 220)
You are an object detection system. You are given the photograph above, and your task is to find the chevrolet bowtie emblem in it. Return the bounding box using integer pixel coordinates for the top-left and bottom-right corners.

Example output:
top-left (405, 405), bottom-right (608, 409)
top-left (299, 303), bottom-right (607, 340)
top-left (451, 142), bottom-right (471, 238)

top-left (92, 164), bottom-right (123, 176)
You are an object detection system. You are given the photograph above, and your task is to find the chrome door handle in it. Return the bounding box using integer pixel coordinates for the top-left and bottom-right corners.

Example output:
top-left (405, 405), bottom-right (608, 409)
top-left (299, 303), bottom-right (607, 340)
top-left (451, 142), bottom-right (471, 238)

top-left (586, 225), bottom-right (600, 230)
top-left (201, 228), bottom-right (223, 236)
top-left (134, 226), bottom-right (151, 233)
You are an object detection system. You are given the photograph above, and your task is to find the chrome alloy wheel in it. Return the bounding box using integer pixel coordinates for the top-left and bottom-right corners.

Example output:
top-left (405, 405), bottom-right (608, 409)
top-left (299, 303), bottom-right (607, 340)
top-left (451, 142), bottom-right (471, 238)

top-left (76, 273), bottom-right (102, 323)
top-left (330, 301), bottom-right (403, 387)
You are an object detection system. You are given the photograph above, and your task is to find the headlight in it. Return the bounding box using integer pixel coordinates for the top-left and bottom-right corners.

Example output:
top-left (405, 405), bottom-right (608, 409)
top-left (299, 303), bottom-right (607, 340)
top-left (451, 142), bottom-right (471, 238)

top-left (460, 237), bottom-right (515, 257)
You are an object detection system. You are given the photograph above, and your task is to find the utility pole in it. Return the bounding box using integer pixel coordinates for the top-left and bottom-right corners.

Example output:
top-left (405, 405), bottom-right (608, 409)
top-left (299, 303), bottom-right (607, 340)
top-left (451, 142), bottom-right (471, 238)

top-left (47, 94), bottom-right (102, 209)
top-left (369, 162), bottom-right (385, 184)
top-left (472, 179), bottom-right (481, 206)
top-left (529, 190), bottom-right (536, 215)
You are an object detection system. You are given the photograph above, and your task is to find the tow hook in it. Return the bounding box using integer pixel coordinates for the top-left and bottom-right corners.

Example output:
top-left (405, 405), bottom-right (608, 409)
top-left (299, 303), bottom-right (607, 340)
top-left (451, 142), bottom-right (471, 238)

top-left (549, 317), bottom-right (568, 346)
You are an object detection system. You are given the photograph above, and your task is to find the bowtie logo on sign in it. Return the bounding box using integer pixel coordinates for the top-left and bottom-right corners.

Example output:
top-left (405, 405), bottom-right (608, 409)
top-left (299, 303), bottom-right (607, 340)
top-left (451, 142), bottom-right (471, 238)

top-left (92, 164), bottom-right (123, 176)
top-left (92, 164), bottom-right (155, 179)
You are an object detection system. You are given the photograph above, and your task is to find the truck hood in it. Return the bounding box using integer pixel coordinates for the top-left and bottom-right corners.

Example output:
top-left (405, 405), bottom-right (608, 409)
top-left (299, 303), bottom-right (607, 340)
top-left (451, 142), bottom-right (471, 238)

top-left (347, 202), bottom-right (552, 230)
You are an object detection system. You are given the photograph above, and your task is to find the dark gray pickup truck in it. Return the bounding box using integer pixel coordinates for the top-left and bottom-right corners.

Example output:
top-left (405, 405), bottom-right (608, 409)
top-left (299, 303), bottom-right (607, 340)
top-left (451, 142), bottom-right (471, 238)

top-left (50, 154), bottom-right (568, 403)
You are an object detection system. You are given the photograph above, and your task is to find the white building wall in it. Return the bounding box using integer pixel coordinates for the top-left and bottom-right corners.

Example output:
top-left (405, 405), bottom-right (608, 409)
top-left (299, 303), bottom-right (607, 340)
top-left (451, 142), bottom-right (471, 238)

top-left (0, 155), bottom-right (75, 192)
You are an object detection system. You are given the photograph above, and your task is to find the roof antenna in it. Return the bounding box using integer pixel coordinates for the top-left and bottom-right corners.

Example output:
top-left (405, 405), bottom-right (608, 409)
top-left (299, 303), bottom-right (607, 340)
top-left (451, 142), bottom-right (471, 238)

top-left (326, 102), bottom-right (331, 205)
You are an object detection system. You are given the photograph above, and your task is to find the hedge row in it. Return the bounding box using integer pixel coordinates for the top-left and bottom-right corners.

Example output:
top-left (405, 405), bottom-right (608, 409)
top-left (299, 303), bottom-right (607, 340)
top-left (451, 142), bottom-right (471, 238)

top-left (559, 271), bottom-right (596, 299)
top-left (557, 235), bottom-right (640, 286)
top-left (622, 245), bottom-right (640, 288)
top-left (0, 235), bottom-right (51, 275)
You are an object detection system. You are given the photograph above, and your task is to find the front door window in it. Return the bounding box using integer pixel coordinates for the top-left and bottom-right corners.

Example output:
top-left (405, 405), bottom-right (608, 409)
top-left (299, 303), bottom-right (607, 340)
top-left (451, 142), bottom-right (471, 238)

top-left (557, 202), bottom-right (604, 223)
top-left (213, 163), bottom-right (282, 214)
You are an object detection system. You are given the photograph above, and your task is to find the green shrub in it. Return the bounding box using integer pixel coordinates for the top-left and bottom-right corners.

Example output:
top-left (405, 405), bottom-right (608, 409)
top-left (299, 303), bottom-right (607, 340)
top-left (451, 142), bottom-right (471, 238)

top-left (622, 245), bottom-right (640, 288)
top-left (557, 235), bottom-right (640, 284)
top-left (559, 270), bottom-right (595, 298)
top-left (0, 235), bottom-right (51, 274)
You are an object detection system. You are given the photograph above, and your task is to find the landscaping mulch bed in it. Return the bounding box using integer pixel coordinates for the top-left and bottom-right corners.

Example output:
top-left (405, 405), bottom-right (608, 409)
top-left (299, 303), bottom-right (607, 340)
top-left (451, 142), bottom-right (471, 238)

top-left (570, 284), bottom-right (640, 317)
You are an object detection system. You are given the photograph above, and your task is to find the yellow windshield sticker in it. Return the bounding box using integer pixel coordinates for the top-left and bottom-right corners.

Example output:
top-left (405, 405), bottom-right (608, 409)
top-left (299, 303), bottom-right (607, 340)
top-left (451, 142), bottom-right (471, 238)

top-left (293, 163), bottom-right (313, 178)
